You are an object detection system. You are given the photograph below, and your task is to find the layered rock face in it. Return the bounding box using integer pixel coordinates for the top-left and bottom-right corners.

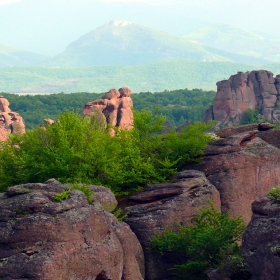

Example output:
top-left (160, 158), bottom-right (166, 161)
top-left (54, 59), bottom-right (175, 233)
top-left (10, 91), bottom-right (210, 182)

top-left (203, 70), bottom-right (280, 126)
top-left (123, 170), bottom-right (221, 280)
top-left (241, 194), bottom-right (280, 279)
top-left (185, 123), bottom-right (280, 224)
top-left (83, 87), bottom-right (134, 133)
top-left (0, 179), bottom-right (144, 280)
top-left (0, 96), bottom-right (25, 141)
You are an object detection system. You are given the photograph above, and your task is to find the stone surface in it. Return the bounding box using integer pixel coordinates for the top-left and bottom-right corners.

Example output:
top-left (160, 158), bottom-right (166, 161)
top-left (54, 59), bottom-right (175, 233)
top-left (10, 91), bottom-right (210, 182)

top-left (214, 123), bottom-right (273, 138)
top-left (256, 128), bottom-right (280, 150)
top-left (241, 194), bottom-right (280, 280)
top-left (185, 125), bottom-right (280, 224)
top-left (203, 70), bottom-right (280, 126)
top-left (91, 185), bottom-right (118, 212)
top-left (0, 96), bottom-right (25, 141)
top-left (0, 179), bottom-right (144, 280)
top-left (83, 87), bottom-right (134, 133)
top-left (123, 170), bottom-right (221, 280)
top-left (43, 118), bottom-right (54, 127)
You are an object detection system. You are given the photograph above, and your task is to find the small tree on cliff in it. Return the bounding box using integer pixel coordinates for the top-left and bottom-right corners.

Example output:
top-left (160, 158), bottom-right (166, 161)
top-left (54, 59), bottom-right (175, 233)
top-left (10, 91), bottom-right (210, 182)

top-left (150, 200), bottom-right (246, 280)
top-left (240, 108), bottom-right (262, 125)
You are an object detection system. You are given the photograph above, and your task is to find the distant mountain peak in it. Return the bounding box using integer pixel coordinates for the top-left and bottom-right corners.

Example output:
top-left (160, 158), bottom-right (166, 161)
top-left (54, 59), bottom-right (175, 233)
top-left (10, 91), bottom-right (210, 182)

top-left (106, 20), bottom-right (133, 27)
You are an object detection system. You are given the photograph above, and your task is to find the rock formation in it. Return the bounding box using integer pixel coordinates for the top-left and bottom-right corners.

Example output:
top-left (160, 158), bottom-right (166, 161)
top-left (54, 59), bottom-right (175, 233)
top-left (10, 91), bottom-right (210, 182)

top-left (43, 118), bottom-right (54, 127)
top-left (123, 170), bottom-right (221, 280)
top-left (185, 123), bottom-right (280, 224)
top-left (0, 96), bottom-right (25, 141)
top-left (83, 87), bottom-right (134, 134)
top-left (0, 179), bottom-right (144, 280)
top-left (203, 70), bottom-right (280, 126)
top-left (241, 194), bottom-right (280, 279)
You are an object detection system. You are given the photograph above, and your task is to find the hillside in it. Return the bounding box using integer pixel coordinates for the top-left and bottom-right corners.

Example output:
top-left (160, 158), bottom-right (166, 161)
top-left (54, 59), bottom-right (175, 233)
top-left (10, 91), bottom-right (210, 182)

top-left (0, 43), bottom-right (48, 67)
top-left (1, 60), bottom-right (280, 94)
top-left (45, 20), bottom-right (233, 67)
top-left (185, 24), bottom-right (280, 63)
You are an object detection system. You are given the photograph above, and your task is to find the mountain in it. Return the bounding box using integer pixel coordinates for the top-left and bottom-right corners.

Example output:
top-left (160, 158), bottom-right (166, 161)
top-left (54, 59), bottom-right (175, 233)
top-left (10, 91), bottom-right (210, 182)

top-left (184, 24), bottom-right (280, 63)
top-left (46, 20), bottom-right (233, 67)
top-left (0, 43), bottom-right (49, 67)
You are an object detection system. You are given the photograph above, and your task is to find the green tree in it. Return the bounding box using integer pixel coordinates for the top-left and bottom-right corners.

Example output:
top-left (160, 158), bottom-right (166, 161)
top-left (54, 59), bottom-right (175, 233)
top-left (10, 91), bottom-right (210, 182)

top-left (240, 108), bottom-right (261, 125)
top-left (150, 201), bottom-right (246, 279)
top-left (0, 110), bottom-right (213, 193)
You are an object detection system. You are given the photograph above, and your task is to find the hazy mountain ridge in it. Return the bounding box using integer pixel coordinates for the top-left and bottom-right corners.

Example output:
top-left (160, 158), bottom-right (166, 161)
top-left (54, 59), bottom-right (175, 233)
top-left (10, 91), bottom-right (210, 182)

top-left (46, 20), bottom-right (231, 67)
top-left (0, 43), bottom-right (49, 67)
top-left (1, 21), bottom-right (280, 93)
top-left (1, 21), bottom-right (280, 67)
top-left (184, 24), bottom-right (280, 63)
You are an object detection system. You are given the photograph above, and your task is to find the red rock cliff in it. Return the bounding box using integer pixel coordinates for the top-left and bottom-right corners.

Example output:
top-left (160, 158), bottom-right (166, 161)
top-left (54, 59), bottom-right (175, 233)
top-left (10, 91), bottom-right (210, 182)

top-left (0, 96), bottom-right (25, 141)
top-left (83, 87), bottom-right (133, 133)
top-left (203, 70), bottom-right (280, 126)
top-left (0, 179), bottom-right (145, 280)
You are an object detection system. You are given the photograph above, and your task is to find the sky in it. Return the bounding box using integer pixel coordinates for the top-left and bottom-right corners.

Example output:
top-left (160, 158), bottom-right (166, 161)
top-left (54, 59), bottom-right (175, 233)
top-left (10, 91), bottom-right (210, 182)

top-left (0, 0), bottom-right (279, 56)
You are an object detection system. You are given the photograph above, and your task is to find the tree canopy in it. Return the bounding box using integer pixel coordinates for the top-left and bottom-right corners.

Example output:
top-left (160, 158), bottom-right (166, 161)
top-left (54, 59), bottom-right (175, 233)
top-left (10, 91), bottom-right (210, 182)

top-left (151, 200), bottom-right (247, 279)
top-left (0, 110), bottom-right (214, 193)
top-left (0, 88), bottom-right (215, 130)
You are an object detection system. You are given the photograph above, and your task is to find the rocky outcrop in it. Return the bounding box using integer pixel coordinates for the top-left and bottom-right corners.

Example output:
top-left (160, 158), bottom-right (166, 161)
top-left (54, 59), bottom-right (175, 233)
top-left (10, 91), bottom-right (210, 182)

top-left (83, 87), bottom-right (133, 134)
top-left (0, 96), bottom-right (25, 141)
top-left (185, 124), bottom-right (280, 224)
top-left (123, 170), bottom-right (221, 280)
top-left (203, 70), bottom-right (280, 126)
top-left (0, 179), bottom-right (144, 280)
top-left (43, 118), bottom-right (54, 127)
top-left (241, 194), bottom-right (280, 279)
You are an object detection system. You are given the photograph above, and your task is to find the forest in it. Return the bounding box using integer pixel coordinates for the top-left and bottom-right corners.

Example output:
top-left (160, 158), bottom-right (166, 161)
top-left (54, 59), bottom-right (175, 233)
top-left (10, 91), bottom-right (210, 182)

top-left (1, 88), bottom-right (215, 130)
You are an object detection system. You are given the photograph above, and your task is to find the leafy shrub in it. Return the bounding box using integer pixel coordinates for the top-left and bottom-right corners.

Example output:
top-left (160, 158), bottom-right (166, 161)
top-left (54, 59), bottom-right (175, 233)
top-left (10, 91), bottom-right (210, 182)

top-left (0, 110), bottom-right (213, 193)
top-left (72, 184), bottom-right (93, 204)
top-left (150, 200), bottom-right (246, 279)
top-left (111, 208), bottom-right (129, 222)
top-left (54, 190), bottom-right (70, 202)
top-left (240, 108), bottom-right (262, 125)
top-left (268, 186), bottom-right (280, 203)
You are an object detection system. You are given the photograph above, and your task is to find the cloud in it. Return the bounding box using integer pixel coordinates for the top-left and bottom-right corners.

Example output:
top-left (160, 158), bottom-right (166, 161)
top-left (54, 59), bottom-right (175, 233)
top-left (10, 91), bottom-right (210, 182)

top-left (0, 0), bottom-right (22, 5)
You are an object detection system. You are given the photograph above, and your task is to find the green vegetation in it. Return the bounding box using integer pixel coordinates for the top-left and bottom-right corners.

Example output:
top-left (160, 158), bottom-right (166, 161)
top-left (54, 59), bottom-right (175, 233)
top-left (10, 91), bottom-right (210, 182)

top-left (72, 184), bottom-right (93, 204)
top-left (0, 110), bottom-right (213, 193)
top-left (240, 108), bottom-right (262, 125)
top-left (1, 88), bottom-right (215, 130)
top-left (54, 184), bottom-right (93, 203)
top-left (15, 209), bottom-right (31, 218)
top-left (151, 200), bottom-right (246, 279)
top-left (1, 91), bottom-right (102, 130)
top-left (111, 208), bottom-right (129, 222)
top-left (268, 186), bottom-right (280, 203)
top-left (0, 61), bottom-right (280, 94)
top-left (54, 189), bottom-right (70, 202)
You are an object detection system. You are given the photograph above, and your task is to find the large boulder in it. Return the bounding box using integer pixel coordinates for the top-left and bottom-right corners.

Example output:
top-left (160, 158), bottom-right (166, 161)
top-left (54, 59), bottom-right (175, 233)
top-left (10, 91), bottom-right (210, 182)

top-left (0, 179), bottom-right (144, 280)
top-left (83, 87), bottom-right (134, 134)
top-left (203, 70), bottom-right (280, 126)
top-left (0, 96), bottom-right (25, 141)
top-left (185, 124), bottom-right (280, 224)
top-left (123, 170), bottom-right (221, 280)
top-left (241, 194), bottom-right (280, 279)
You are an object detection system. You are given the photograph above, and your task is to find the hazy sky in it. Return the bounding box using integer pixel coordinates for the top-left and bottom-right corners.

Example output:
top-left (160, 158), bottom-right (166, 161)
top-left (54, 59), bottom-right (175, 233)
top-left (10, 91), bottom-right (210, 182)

top-left (1, 0), bottom-right (279, 55)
